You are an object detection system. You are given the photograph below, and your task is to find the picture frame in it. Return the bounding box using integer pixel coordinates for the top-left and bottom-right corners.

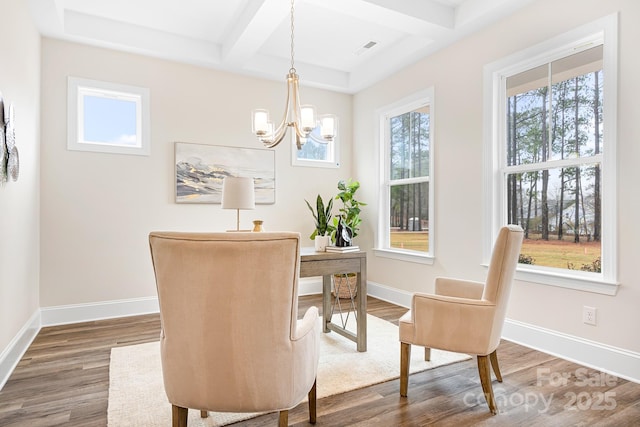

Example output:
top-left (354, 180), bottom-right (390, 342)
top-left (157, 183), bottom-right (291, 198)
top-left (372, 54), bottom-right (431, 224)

top-left (175, 142), bottom-right (275, 204)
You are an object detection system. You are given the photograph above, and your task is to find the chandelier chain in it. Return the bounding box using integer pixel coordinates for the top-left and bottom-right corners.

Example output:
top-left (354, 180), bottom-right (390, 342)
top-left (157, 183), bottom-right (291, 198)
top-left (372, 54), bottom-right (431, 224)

top-left (289, 0), bottom-right (295, 73)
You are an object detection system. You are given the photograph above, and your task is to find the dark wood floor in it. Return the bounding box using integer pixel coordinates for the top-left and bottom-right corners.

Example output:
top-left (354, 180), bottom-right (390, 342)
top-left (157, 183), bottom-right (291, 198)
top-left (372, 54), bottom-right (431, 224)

top-left (1, 295), bottom-right (638, 426)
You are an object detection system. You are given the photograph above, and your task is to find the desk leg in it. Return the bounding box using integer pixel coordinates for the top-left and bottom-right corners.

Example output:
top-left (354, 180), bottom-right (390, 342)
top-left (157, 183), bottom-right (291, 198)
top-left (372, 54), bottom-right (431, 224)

top-left (322, 274), bottom-right (331, 333)
top-left (356, 257), bottom-right (367, 352)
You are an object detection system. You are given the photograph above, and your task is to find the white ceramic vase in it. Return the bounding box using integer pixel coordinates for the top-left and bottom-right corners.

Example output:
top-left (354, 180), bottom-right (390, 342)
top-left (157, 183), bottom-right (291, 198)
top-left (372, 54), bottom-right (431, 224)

top-left (314, 235), bottom-right (330, 252)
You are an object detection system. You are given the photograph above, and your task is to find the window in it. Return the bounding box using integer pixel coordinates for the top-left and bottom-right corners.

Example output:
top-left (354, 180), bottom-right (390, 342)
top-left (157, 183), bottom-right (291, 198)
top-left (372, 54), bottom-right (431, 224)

top-left (67, 77), bottom-right (150, 156)
top-left (376, 89), bottom-right (434, 263)
top-left (484, 15), bottom-right (618, 294)
top-left (291, 127), bottom-right (339, 168)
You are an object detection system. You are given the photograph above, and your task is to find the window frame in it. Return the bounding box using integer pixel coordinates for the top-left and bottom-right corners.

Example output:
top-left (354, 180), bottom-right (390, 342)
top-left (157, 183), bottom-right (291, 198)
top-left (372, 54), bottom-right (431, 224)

top-left (67, 77), bottom-right (151, 156)
top-left (374, 88), bottom-right (435, 264)
top-left (483, 14), bottom-right (618, 295)
top-left (290, 128), bottom-right (340, 168)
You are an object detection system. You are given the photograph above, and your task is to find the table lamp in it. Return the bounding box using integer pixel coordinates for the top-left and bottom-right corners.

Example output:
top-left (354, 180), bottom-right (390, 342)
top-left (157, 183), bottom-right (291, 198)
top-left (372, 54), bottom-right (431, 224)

top-left (222, 176), bottom-right (255, 231)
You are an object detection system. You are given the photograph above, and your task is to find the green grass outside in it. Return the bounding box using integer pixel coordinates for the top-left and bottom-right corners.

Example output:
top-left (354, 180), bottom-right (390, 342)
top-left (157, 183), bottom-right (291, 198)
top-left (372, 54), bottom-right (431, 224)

top-left (390, 231), bottom-right (429, 252)
top-left (390, 231), bottom-right (601, 270)
top-left (519, 238), bottom-right (601, 269)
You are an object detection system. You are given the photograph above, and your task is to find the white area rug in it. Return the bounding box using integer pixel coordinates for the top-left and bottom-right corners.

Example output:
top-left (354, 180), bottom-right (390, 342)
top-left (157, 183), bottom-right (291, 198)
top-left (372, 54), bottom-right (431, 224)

top-left (108, 314), bottom-right (470, 426)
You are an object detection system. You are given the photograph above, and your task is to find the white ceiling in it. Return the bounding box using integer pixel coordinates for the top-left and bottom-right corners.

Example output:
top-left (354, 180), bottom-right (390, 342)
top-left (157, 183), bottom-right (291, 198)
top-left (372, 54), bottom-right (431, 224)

top-left (28, 0), bottom-right (532, 93)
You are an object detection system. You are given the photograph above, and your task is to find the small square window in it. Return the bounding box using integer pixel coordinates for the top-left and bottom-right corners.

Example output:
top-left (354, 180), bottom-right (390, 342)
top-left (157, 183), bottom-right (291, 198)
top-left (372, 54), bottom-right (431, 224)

top-left (67, 77), bottom-right (150, 156)
top-left (291, 127), bottom-right (339, 168)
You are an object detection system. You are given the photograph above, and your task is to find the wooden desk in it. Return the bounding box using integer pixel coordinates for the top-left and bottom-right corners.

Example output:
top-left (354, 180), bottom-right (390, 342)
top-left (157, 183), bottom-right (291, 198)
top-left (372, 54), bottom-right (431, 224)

top-left (299, 247), bottom-right (367, 352)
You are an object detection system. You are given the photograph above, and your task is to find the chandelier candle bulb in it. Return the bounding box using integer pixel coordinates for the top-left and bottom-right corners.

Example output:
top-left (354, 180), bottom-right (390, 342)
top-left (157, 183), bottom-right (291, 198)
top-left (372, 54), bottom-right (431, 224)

top-left (252, 109), bottom-right (270, 136)
top-left (320, 115), bottom-right (337, 140)
top-left (300, 105), bottom-right (317, 132)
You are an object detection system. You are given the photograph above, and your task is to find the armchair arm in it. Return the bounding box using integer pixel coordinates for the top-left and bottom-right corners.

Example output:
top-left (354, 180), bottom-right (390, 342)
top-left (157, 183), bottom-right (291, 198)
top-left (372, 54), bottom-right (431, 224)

top-left (293, 306), bottom-right (319, 341)
top-left (291, 305), bottom-right (320, 404)
top-left (409, 293), bottom-right (497, 355)
top-left (434, 277), bottom-right (484, 299)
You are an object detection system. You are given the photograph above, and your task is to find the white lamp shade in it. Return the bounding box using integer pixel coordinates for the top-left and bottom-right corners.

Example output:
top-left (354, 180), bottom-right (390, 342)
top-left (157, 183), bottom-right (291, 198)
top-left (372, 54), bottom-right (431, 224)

top-left (221, 177), bottom-right (255, 210)
top-left (252, 109), bottom-right (270, 135)
top-left (319, 114), bottom-right (338, 140)
top-left (300, 104), bottom-right (317, 133)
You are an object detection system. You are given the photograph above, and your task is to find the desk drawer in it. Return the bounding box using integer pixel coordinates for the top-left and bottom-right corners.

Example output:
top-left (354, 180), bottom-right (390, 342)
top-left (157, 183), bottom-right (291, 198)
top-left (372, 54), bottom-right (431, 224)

top-left (300, 258), bottom-right (361, 277)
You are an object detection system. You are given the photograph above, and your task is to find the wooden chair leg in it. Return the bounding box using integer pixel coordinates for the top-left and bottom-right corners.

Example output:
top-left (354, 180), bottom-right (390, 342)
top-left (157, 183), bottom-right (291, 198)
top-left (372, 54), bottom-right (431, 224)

top-left (424, 347), bottom-right (431, 361)
top-left (278, 410), bottom-right (288, 427)
top-left (477, 355), bottom-right (498, 415)
top-left (172, 405), bottom-right (188, 427)
top-left (400, 342), bottom-right (411, 397)
top-left (308, 379), bottom-right (317, 424)
top-left (489, 349), bottom-right (502, 382)
top-left (200, 410), bottom-right (208, 418)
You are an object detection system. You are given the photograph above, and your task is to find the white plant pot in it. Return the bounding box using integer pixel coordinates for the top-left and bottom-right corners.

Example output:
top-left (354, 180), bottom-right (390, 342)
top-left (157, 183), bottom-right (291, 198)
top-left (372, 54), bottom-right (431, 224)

top-left (314, 235), bottom-right (331, 252)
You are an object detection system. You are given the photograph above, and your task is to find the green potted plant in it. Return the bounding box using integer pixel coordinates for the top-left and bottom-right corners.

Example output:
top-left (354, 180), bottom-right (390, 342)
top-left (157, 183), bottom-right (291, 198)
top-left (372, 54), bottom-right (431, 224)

top-left (331, 179), bottom-right (366, 299)
top-left (305, 194), bottom-right (335, 251)
top-left (332, 179), bottom-right (366, 247)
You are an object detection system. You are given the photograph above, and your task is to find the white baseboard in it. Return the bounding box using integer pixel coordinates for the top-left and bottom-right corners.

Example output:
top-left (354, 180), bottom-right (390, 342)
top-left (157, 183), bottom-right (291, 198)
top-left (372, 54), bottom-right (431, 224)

top-left (366, 280), bottom-right (640, 384)
top-left (367, 281), bottom-right (412, 308)
top-left (40, 296), bottom-right (159, 326)
top-left (502, 319), bottom-right (640, 384)
top-left (299, 278), bottom-right (414, 307)
top-left (0, 309), bottom-right (41, 391)
top-left (6, 280), bottom-right (637, 392)
top-left (39, 280), bottom-right (322, 327)
top-left (298, 277), bottom-right (322, 296)
top-left (35, 279), bottom-right (386, 327)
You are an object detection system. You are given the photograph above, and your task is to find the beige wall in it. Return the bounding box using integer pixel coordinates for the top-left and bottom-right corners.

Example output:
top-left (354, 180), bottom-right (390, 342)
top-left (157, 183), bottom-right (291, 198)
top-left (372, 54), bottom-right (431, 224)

top-left (0, 0), bottom-right (41, 353)
top-left (39, 39), bottom-right (352, 307)
top-left (354, 0), bottom-right (640, 352)
top-left (9, 0), bottom-right (638, 371)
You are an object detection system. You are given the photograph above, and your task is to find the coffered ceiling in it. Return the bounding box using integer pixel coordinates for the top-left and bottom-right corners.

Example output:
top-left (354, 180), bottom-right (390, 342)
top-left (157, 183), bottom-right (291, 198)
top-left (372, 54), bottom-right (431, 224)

top-left (29, 0), bottom-right (532, 93)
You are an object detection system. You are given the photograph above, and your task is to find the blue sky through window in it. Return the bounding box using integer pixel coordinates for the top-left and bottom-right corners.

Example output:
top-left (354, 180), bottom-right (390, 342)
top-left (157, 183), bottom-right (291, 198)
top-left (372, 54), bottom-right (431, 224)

top-left (82, 95), bottom-right (137, 146)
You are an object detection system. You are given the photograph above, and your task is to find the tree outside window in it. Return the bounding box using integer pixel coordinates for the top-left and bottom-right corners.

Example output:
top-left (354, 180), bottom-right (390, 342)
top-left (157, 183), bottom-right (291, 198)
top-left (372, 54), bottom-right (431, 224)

top-left (378, 89), bottom-right (434, 261)
top-left (389, 110), bottom-right (430, 253)
top-left (505, 47), bottom-right (603, 273)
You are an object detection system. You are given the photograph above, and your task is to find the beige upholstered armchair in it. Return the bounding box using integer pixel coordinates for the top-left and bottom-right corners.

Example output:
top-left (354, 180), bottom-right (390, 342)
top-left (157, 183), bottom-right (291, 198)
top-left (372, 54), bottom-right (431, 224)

top-left (399, 225), bottom-right (524, 414)
top-left (149, 231), bottom-right (320, 427)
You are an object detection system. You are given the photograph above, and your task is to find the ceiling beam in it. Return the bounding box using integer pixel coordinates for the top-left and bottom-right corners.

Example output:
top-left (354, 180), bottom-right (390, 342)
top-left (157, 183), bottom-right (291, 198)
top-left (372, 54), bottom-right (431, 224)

top-left (63, 10), bottom-right (221, 65)
top-left (456, 0), bottom-right (534, 27)
top-left (220, 0), bottom-right (290, 68)
top-left (27, 0), bottom-right (65, 37)
top-left (304, 0), bottom-right (453, 38)
top-left (360, 0), bottom-right (454, 28)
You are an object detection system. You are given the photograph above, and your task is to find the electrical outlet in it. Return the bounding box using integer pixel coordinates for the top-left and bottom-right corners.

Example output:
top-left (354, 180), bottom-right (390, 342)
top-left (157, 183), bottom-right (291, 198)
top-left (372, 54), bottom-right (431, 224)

top-left (583, 306), bottom-right (597, 325)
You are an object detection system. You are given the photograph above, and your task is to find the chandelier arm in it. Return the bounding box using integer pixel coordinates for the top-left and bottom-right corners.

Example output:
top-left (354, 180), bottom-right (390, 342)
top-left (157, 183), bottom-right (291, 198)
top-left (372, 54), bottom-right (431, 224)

top-left (306, 131), bottom-right (333, 144)
top-left (261, 72), bottom-right (296, 148)
top-left (291, 75), bottom-right (305, 138)
top-left (292, 122), bottom-right (307, 140)
top-left (270, 117), bottom-right (288, 143)
top-left (261, 126), bottom-right (289, 148)
top-left (295, 131), bottom-right (304, 150)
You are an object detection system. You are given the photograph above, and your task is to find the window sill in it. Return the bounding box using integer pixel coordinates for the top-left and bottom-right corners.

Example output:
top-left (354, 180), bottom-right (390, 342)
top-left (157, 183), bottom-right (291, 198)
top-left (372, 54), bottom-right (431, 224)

top-left (291, 159), bottom-right (340, 168)
top-left (373, 248), bottom-right (434, 265)
top-left (483, 264), bottom-right (619, 295)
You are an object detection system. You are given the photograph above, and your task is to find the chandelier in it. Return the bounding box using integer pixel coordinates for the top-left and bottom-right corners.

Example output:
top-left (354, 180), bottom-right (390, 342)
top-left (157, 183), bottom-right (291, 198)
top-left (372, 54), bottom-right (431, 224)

top-left (251, 0), bottom-right (337, 149)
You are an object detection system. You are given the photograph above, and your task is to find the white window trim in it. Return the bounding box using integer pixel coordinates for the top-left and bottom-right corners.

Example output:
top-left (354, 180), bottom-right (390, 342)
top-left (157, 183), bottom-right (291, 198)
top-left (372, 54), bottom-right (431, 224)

top-left (290, 131), bottom-right (340, 168)
top-left (482, 14), bottom-right (619, 295)
top-left (375, 88), bottom-right (435, 264)
top-left (67, 77), bottom-right (150, 156)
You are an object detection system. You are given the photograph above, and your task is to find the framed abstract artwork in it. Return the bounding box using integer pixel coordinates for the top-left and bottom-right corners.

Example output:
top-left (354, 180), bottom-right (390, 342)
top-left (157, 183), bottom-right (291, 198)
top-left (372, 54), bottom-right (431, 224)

top-left (175, 142), bottom-right (275, 204)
